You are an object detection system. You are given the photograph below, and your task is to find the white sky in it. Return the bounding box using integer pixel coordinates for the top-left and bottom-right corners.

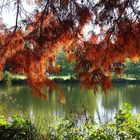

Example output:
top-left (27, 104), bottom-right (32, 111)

top-left (1, 0), bottom-right (140, 28)
top-left (0, 1), bottom-right (98, 39)
top-left (0, 1), bottom-right (36, 27)
top-left (4, 0), bottom-right (140, 41)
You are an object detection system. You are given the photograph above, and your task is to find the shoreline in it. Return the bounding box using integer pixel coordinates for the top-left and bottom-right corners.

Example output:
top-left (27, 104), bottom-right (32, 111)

top-left (1, 78), bottom-right (140, 85)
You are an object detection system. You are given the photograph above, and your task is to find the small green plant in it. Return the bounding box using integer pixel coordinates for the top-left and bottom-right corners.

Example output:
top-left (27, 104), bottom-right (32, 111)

top-left (0, 115), bottom-right (43, 140)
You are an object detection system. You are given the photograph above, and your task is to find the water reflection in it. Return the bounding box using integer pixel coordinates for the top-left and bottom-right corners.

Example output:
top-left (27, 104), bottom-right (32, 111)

top-left (0, 84), bottom-right (140, 123)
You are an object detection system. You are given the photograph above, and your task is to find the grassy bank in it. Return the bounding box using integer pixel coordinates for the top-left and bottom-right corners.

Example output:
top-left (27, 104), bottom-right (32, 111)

top-left (1, 103), bottom-right (140, 140)
top-left (1, 72), bottom-right (79, 84)
top-left (1, 72), bottom-right (140, 85)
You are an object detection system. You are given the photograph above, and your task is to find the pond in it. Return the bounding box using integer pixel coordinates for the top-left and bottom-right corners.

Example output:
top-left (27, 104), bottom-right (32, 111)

top-left (0, 83), bottom-right (140, 124)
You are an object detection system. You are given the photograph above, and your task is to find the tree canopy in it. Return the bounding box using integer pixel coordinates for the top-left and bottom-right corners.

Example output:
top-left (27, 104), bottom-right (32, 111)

top-left (0, 0), bottom-right (140, 95)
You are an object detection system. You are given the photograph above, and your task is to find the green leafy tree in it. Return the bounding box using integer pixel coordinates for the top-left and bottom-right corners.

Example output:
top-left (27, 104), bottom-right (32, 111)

top-left (123, 59), bottom-right (140, 79)
top-left (56, 50), bottom-right (75, 76)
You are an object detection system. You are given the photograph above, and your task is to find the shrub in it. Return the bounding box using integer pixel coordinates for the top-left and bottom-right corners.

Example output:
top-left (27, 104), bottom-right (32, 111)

top-left (44, 103), bottom-right (140, 140)
top-left (0, 115), bottom-right (43, 140)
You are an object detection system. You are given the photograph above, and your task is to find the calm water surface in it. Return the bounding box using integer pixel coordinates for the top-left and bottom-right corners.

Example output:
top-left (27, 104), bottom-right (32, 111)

top-left (0, 83), bottom-right (140, 123)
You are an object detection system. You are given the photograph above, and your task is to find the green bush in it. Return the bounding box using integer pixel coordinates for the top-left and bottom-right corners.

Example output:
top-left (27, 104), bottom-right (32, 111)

top-left (44, 103), bottom-right (140, 140)
top-left (0, 115), bottom-right (43, 140)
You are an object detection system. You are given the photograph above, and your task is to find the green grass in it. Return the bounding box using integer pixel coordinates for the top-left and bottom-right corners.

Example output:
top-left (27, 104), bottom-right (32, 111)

top-left (48, 75), bottom-right (73, 80)
top-left (3, 72), bottom-right (75, 81)
top-left (3, 72), bottom-right (26, 81)
top-left (9, 74), bottom-right (26, 80)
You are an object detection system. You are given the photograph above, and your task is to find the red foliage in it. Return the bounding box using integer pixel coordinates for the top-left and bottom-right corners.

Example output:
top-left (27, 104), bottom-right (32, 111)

top-left (66, 52), bottom-right (76, 62)
top-left (59, 91), bottom-right (66, 104)
top-left (1, 0), bottom-right (140, 95)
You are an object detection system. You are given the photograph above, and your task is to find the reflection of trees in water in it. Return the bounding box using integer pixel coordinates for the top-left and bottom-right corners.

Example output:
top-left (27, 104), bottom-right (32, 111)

top-left (101, 84), bottom-right (140, 113)
top-left (59, 84), bottom-right (97, 117)
top-left (101, 87), bottom-right (121, 110)
top-left (0, 84), bottom-right (98, 122)
top-left (121, 85), bottom-right (140, 110)
top-left (1, 84), bottom-right (140, 123)
top-left (0, 90), bottom-right (20, 116)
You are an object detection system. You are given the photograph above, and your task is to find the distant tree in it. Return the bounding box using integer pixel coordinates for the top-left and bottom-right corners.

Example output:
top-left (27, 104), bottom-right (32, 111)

top-left (0, 0), bottom-right (140, 95)
top-left (56, 50), bottom-right (75, 76)
top-left (124, 60), bottom-right (140, 79)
